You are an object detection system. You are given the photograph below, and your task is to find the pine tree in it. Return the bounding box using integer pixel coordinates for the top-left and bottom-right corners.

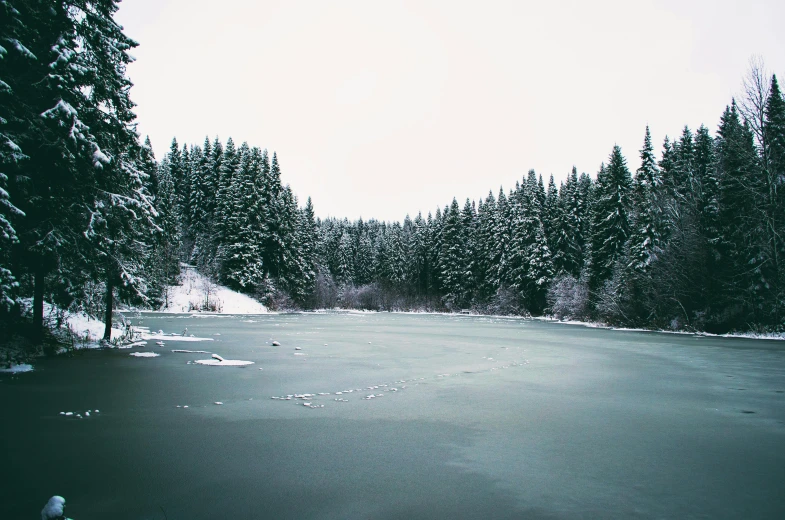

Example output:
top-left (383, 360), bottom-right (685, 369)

top-left (439, 198), bottom-right (465, 309)
top-left (589, 146), bottom-right (633, 292)
top-left (552, 171), bottom-right (582, 277)
top-left (627, 126), bottom-right (661, 273)
top-left (0, 0), bottom-right (29, 309)
top-left (762, 75), bottom-right (785, 325)
top-left (716, 101), bottom-right (765, 326)
top-left (460, 198), bottom-right (477, 303)
top-left (139, 136), bottom-right (158, 199)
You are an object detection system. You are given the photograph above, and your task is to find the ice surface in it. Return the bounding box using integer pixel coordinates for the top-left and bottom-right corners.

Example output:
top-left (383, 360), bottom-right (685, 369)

top-left (130, 352), bottom-right (160, 358)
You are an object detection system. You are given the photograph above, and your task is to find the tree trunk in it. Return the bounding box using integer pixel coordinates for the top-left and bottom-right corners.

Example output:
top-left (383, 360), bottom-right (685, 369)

top-left (103, 277), bottom-right (114, 341)
top-left (33, 266), bottom-right (45, 342)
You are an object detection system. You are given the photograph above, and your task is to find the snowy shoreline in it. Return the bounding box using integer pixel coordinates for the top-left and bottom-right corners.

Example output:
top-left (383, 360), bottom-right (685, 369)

top-left (303, 308), bottom-right (785, 341)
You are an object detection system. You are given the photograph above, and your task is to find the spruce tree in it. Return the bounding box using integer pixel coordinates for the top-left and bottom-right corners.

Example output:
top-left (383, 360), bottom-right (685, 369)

top-left (763, 75), bottom-right (785, 324)
top-left (628, 126), bottom-right (661, 273)
top-left (439, 198), bottom-right (465, 309)
top-left (589, 146), bottom-right (632, 292)
top-left (716, 101), bottom-right (765, 326)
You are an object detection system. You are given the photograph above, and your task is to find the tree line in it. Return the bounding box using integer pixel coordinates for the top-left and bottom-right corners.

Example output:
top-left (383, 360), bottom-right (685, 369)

top-left (2, 1), bottom-right (784, 343)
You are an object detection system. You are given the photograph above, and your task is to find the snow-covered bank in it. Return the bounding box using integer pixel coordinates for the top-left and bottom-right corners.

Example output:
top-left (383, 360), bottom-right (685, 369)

top-left (157, 266), bottom-right (268, 314)
top-left (18, 299), bottom-right (125, 346)
top-left (534, 316), bottom-right (785, 341)
top-left (306, 308), bottom-right (784, 341)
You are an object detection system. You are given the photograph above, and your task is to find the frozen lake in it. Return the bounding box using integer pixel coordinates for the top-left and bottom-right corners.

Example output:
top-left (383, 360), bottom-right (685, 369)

top-left (2, 312), bottom-right (785, 519)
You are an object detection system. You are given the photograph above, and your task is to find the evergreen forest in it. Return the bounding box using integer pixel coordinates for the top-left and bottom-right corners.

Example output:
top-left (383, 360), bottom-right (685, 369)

top-left (2, 0), bottom-right (785, 348)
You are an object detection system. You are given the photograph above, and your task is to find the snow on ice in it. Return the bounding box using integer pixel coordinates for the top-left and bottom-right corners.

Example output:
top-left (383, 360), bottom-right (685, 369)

top-left (0, 363), bottom-right (33, 374)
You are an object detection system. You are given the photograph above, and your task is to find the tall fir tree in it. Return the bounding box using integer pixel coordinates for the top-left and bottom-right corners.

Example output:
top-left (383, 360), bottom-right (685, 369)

top-left (589, 146), bottom-right (632, 292)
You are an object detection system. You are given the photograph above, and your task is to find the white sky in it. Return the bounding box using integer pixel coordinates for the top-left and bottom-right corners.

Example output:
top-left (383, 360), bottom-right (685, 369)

top-left (116, 0), bottom-right (785, 222)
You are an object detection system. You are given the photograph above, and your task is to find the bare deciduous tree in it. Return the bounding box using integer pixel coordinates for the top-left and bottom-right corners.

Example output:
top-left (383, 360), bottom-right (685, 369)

top-left (738, 55), bottom-right (771, 152)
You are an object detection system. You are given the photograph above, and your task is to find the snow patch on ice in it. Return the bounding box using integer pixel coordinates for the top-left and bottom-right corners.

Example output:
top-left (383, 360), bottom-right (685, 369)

top-left (130, 352), bottom-right (159, 358)
top-left (139, 331), bottom-right (213, 342)
top-left (194, 358), bottom-right (254, 367)
top-left (0, 363), bottom-right (33, 374)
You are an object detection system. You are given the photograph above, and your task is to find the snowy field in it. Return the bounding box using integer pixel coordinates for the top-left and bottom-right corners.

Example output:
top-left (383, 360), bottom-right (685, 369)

top-left (1, 312), bottom-right (784, 519)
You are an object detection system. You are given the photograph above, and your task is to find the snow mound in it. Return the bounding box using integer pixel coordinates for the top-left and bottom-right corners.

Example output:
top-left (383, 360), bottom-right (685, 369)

top-left (0, 363), bottom-right (33, 374)
top-left (159, 266), bottom-right (268, 314)
top-left (130, 352), bottom-right (160, 358)
top-left (194, 358), bottom-right (254, 367)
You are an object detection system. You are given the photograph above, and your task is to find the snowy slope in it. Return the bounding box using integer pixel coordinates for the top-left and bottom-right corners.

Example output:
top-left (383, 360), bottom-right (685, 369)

top-left (19, 299), bottom-right (125, 344)
top-left (159, 266), bottom-right (268, 314)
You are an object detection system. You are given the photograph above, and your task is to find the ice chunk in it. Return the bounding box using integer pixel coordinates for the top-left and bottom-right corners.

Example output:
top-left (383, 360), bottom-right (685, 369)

top-left (0, 363), bottom-right (33, 373)
top-left (41, 495), bottom-right (66, 520)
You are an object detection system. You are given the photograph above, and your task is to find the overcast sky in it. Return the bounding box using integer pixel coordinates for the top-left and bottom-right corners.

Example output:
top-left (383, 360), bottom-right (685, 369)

top-left (116, 0), bottom-right (785, 222)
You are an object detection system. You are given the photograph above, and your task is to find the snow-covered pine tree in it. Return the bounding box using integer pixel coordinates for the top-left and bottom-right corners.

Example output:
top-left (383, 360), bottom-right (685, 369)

top-left (192, 137), bottom-right (221, 270)
top-left (589, 146), bottom-right (632, 292)
top-left (475, 192), bottom-right (496, 301)
top-left (544, 174), bottom-right (559, 254)
top-left (0, 0), bottom-right (29, 309)
top-left (627, 126), bottom-right (661, 274)
top-left (460, 198), bottom-right (477, 303)
top-left (353, 219), bottom-right (374, 286)
top-left (150, 157), bottom-right (181, 299)
top-left (69, 0), bottom-right (157, 339)
top-left (716, 101), bottom-right (765, 325)
top-left (439, 198), bottom-right (465, 309)
top-left (294, 196), bottom-right (318, 304)
top-left (551, 170), bottom-right (582, 277)
top-left (215, 137), bottom-right (239, 246)
top-left (220, 142), bottom-right (263, 290)
top-left (762, 75), bottom-right (785, 325)
top-left (139, 136), bottom-right (158, 199)
top-left (489, 188), bottom-right (511, 291)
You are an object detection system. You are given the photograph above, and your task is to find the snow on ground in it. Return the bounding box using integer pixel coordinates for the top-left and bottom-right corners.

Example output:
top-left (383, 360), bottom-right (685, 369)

top-left (18, 299), bottom-right (125, 350)
top-left (65, 306), bottom-right (125, 343)
top-left (0, 363), bottom-right (34, 374)
top-left (158, 265), bottom-right (267, 314)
